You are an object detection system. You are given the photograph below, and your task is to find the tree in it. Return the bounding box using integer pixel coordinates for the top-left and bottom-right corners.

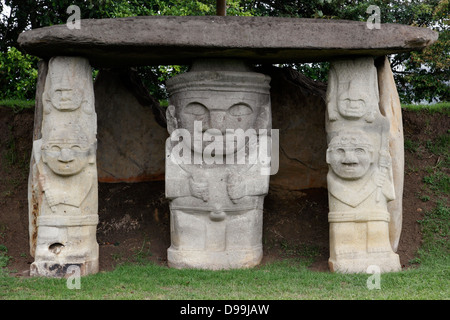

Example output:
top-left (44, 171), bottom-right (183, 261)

top-left (246, 0), bottom-right (449, 103)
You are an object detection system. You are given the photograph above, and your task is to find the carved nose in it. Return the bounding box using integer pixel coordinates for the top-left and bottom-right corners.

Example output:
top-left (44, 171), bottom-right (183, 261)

top-left (342, 151), bottom-right (358, 164)
top-left (209, 111), bottom-right (227, 134)
top-left (58, 148), bottom-right (74, 162)
top-left (60, 89), bottom-right (72, 101)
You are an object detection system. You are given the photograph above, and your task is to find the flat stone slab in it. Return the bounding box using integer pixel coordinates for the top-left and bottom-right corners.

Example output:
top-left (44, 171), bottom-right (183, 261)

top-left (17, 16), bottom-right (438, 67)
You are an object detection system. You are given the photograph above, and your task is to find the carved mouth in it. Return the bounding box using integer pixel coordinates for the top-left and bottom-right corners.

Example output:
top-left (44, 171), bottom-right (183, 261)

top-left (342, 163), bottom-right (359, 170)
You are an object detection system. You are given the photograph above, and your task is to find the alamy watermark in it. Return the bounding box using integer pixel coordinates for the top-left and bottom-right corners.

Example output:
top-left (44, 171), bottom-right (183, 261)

top-left (66, 5), bottom-right (81, 30)
top-left (66, 265), bottom-right (81, 289)
top-left (366, 5), bottom-right (381, 30)
top-left (169, 121), bottom-right (279, 176)
top-left (366, 265), bottom-right (381, 290)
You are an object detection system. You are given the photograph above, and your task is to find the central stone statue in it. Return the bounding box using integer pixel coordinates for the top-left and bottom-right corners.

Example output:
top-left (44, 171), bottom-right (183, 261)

top-left (165, 59), bottom-right (272, 269)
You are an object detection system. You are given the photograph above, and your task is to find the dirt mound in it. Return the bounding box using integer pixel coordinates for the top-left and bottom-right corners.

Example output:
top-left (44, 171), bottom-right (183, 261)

top-left (0, 105), bottom-right (446, 275)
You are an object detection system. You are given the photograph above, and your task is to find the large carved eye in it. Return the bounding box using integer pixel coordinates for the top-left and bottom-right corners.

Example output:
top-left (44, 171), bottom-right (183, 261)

top-left (71, 145), bottom-right (82, 151)
top-left (355, 148), bottom-right (366, 155)
top-left (50, 145), bottom-right (61, 152)
top-left (52, 90), bottom-right (62, 99)
top-left (184, 103), bottom-right (208, 116)
top-left (336, 148), bottom-right (345, 156)
top-left (228, 103), bottom-right (253, 116)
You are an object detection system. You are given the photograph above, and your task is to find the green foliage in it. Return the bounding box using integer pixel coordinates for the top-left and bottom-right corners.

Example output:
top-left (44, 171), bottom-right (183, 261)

top-left (423, 171), bottom-right (450, 194)
top-left (137, 65), bottom-right (189, 101)
top-left (404, 138), bottom-right (420, 153)
top-left (0, 244), bottom-right (10, 269)
top-left (0, 47), bottom-right (38, 100)
top-left (402, 102), bottom-right (450, 115)
top-left (416, 201), bottom-right (450, 265)
top-left (0, 99), bottom-right (35, 112)
top-left (397, 29), bottom-right (449, 104)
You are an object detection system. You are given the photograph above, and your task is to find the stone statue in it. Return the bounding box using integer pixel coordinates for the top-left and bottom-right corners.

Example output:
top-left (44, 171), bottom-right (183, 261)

top-left (43, 56), bottom-right (95, 115)
top-left (36, 125), bottom-right (97, 216)
top-left (165, 59), bottom-right (272, 269)
top-left (326, 57), bottom-right (379, 124)
top-left (29, 57), bottom-right (98, 277)
top-left (325, 57), bottom-right (401, 273)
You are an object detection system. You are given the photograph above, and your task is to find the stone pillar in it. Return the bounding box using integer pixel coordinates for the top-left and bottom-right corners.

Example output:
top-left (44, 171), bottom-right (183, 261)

top-left (165, 59), bottom-right (272, 269)
top-left (29, 56), bottom-right (99, 277)
top-left (325, 57), bottom-right (401, 273)
top-left (376, 56), bottom-right (404, 253)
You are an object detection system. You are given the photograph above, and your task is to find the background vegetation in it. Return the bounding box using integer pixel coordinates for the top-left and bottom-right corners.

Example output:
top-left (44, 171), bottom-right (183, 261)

top-left (0, 0), bottom-right (449, 102)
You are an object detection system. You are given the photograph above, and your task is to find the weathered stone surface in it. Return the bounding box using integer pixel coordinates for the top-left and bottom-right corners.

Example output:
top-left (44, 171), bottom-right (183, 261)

top-left (29, 56), bottom-right (99, 277)
top-left (325, 57), bottom-right (401, 273)
top-left (165, 59), bottom-right (271, 269)
top-left (28, 60), bottom-right (48, 258)
top-left (376, 56), bottom-right (404, 253)
top-left (94, 69), bottom-right (167, 183)
top-left (17, 16), bottom-right (438, 67)
top-left (262, 66), bottom-right (328, 190)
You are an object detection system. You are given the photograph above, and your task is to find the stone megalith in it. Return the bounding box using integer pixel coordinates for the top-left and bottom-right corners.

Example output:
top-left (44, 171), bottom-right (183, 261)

top-left (94, 68), bottom-right (167, 183)
top-left (325, 56), bottom-right (401, 273)
top-left (264, 66), bottom-right (328, 190)
top-left (376, 56), bottom-right (404, 253)
top-left (29, 56), bottom-right (99, 277)
top-left (165, 59), bottom-right (272, 269)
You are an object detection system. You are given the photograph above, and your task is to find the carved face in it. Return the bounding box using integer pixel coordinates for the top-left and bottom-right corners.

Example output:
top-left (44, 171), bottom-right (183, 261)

top-left (337, 80), bottom-right (370, 119)
top-left (171, 90), bottom-right (269, 155)
top-left (42, 136), bottom-right (93, 176)
top-left (327, 136), bottom-right (374, 180)
top-left (49, 84), bottom-right (83, 111)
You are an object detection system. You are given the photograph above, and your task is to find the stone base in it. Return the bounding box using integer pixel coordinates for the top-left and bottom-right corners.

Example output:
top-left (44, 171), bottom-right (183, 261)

top-left (30, 259), bottom-right (99, 278)
top-left (328, 251), bottom-right (401, 274)
top-left (167, 246), bottom-right (263, 270)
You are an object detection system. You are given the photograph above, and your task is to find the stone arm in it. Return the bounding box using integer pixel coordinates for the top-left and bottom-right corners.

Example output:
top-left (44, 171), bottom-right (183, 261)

top-left (36, 163), bottom-right (58, 212)
top-left (376, 117), bottom-right (395, 202)
top-left (376, 152), bottom-right (396, 202)
top-left (227, 169), bottom-right (270, 203)
top-left (165, 139), bottom-right (208, 201)
top-left (165, 176), bottom-right (191, 200)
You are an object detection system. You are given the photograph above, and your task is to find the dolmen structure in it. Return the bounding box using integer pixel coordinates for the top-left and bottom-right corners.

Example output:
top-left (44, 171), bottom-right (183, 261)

top-left (17, 16), bottom-right (438, 277)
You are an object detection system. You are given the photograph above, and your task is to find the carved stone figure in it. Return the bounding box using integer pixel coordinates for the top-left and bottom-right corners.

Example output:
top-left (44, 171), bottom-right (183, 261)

top-left (325, 57), bottom-right (401, 273)
top-left (43, 56), bottom-right (95, 114)
top-left (165, 59), bottom-right (272, 269)
top-left (41, 56), bottom-right (97, 140)
top-left (29, 57), bottom-right (98, 277)
top-left (326, 131), bottom-right (400, 273)
top-left (326, 57), bottom-right (379, 124)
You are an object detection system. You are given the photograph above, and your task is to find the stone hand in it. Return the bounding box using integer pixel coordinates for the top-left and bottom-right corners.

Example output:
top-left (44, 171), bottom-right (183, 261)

top-left (375, 169), bottom-right (389, 189)
top-left (376, 151), bottom-right (391, 187)
top-left (189, 177), bottom-right (209, 202)
top-left (39, 175), bottom-right (58, 211)
top-left (378, 150), bottom-right (391, 168)
top-left (227, 173), bottom-right (246, 203)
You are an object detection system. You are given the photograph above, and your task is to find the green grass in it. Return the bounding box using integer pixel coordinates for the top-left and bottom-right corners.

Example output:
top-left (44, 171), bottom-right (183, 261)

top-left (0, 99), bottom-right (35, 113)
top-left (0, 259), bottom-right (448, 300)
top-left (402, 102), bottom-right (450, 116)
top-left (0, 245), bottom-right (10, 270)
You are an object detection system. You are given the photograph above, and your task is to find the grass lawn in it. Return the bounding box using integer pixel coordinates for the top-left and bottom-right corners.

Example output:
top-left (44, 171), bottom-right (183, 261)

top-left (0, 99), bottom-right (35, 113)
top-left (0, 252), bottom-right (448, 300)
